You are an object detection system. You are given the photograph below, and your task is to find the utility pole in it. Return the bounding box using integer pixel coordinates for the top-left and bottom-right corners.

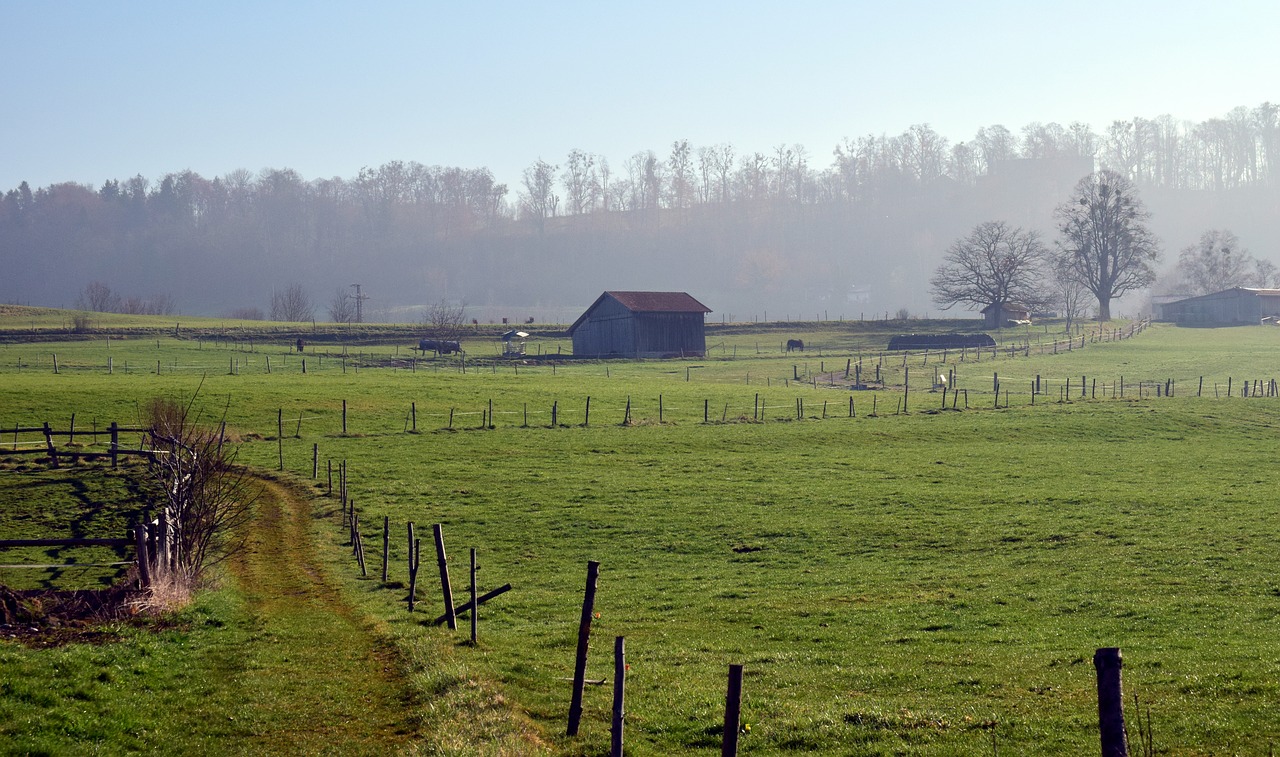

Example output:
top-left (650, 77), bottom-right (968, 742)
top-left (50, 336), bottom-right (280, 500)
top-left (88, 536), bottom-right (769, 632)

top-left (349, 284), bottom-right (368, 324)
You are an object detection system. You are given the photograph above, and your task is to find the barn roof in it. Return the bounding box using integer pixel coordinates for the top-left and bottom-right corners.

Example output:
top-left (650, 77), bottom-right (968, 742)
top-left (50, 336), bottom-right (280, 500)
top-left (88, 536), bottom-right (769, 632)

top-left (979, 302), bottom-right (1030, 314)
top-left (1165, 287), bottom-right (1280, 306)
top-left (568, 291), bottom-right (711, 334)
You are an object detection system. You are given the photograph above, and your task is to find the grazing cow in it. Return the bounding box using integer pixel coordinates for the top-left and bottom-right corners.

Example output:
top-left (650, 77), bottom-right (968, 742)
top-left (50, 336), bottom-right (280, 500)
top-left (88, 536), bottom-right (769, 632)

top-left (417, 339), bottom-right (462, 356)
top-left (786, 338), bottom-right (805, 352)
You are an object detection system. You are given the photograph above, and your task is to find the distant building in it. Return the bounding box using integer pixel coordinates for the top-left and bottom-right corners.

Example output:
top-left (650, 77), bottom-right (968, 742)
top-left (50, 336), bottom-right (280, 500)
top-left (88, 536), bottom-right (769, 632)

top-left (1158, 287), bottom-right (1280, 325)
top-left (569, 291), bottom-right (712, 358)
top-left (979, 302), bottom-right (1031, 328)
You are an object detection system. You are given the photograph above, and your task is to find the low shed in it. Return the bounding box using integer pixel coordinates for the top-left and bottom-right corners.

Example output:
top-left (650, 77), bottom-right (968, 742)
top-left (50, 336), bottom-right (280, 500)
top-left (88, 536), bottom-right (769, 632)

top-left (1159, 287), bottom-right (1280, 325)
top-left (980, 302), bottom-right (1031, 328)
top-left (569, 291), bottom-right (712, 358)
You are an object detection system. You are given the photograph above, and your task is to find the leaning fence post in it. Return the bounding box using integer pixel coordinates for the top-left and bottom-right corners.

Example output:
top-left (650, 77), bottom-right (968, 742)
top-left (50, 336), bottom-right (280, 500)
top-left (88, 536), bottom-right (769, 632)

top-left (434, 524), bottom-right (457, 630)
top-left (722, 663), bottom-right (744, 757)
top-left (1095, 647), bottom-right (1128, 757)
top-left (567, 560), bottom-right (601, 737)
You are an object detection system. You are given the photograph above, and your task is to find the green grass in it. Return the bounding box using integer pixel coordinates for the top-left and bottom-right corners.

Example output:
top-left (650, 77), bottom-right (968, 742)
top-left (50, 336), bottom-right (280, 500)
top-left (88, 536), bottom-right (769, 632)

top-left (4, 316), bottom-right (1280, 753)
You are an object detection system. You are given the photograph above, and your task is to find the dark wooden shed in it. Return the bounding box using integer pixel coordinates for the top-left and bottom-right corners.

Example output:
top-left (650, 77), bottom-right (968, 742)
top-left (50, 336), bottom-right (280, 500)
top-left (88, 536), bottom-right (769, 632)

top-left (569, 291), bottom-right (712, 358)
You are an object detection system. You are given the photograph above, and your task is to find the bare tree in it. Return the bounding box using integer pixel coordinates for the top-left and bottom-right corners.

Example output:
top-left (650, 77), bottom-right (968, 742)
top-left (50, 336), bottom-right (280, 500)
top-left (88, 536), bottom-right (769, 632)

top-left (1175, 229), bottom-right (1265, 295)
top-left (1052, 262), bottom-right (1092, 333)
top-left (421, 299), bottom-right (468, 342)
top-left (1054, 171), bottom-right (1161, 321)
top-left (519, 159), bottom-right (559, 230)
top-left (930, 221), bottom-right (1049, 314)
top-left (270, 283), bottom-right (313, 322)
top-left (327, 287), bottom-right (356, 323)
top-left (143, 394), bottom-right (261, 583)
top-left (77, 281), bottom-right (120, 313)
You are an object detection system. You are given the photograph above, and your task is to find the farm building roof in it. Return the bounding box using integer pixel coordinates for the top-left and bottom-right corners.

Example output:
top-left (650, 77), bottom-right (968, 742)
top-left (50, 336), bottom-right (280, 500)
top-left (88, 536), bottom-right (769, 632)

top-left (568, 291), bottom-right (711, 334)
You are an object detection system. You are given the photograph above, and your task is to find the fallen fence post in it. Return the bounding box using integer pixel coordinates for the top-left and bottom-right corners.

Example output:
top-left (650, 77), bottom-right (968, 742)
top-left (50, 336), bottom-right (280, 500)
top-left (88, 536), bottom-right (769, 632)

top-left (434, 584), bottom-right (513, 625)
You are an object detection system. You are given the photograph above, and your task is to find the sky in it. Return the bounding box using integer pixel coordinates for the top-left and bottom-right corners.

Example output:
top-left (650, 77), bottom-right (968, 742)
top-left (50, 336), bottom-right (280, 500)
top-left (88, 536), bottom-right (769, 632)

top-left (3, 1), bottom-right (1278, 195)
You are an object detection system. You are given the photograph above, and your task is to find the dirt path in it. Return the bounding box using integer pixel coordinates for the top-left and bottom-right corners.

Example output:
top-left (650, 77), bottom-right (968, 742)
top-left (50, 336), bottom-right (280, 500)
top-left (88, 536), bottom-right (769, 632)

top-left (227, 478), bottom-right (419, 754)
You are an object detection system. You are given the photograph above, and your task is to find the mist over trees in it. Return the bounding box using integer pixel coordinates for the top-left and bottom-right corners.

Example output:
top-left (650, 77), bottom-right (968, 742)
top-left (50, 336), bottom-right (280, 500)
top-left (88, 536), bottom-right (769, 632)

top-left (2, 103), bottom-right (1278, 321)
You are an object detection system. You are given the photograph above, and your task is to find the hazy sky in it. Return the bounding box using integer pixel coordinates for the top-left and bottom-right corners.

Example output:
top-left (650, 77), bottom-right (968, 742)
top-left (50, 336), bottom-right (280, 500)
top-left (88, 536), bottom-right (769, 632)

top-left (4, 1), bottom-right (1277, 194)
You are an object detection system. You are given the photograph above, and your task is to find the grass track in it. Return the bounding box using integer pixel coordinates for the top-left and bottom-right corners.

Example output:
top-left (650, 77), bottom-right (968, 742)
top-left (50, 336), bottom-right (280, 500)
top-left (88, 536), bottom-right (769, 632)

top-left (225, 477), bottom-right (423, 754)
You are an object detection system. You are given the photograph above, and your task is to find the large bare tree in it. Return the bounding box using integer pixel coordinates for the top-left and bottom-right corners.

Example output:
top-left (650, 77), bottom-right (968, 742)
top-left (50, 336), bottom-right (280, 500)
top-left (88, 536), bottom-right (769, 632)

top-left (930, 221), bottom-right (1049, 314)
top-left (1054, 171), bottom-right (1161, 321)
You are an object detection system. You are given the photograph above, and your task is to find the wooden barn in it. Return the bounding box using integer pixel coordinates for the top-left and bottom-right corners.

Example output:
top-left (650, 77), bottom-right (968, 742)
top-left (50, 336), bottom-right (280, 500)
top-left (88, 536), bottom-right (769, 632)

top-left (1158, 287), bottom-right (1280, 325)
top-left (569, 291), bottom-right (712, 358)
top-left (980, 302), bottom-right (1031, 328)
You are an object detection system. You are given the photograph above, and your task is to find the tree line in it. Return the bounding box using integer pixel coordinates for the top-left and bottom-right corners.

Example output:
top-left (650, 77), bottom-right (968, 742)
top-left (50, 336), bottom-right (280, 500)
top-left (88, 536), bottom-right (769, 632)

top-left (1, 103), bottom-right (1277, 320)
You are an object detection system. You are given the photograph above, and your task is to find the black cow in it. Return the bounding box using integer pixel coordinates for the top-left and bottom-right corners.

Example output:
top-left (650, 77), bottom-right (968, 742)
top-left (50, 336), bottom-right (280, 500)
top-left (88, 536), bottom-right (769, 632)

top-left (417, 339), bottom-right (462, 356)
top-left (786, 338), bottom-right (805, 352)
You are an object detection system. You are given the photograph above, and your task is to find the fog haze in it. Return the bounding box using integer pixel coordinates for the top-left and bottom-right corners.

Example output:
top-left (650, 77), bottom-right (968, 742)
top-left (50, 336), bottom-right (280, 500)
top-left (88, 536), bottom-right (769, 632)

top-left (1, 2), bottom-right (1277, 321)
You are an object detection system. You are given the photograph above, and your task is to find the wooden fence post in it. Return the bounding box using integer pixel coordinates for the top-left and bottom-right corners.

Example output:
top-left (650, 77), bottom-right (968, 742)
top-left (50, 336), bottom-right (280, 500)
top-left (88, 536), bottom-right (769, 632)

top-left (434, 524), bottom-right (457, 630)
top-left (1095, 647), bottom-right (1128, 757)
top-left (134, 523), bottom-right (151, 589)
top-left (42, 422), bottom-right (59, 468)
top-left (381, 516), bottom-right (390, 582)
top-left (611, 636), bottom-right (626, 757)
top-left (469, 547), bottom-right (478, 645)
top-left (723, 663), bottom-right (744, 757)
top-left (407, 523), bottom-right (417, 612)
top-left (110, 422), bottom-right (119, 469)
top-left (567, 560), bottom-right (601, 737)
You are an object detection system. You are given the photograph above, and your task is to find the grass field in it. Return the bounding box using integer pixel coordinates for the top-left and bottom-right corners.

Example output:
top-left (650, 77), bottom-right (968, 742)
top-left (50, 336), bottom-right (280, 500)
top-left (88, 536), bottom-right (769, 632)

top-left (3, 312), bottom-right (1280, 754)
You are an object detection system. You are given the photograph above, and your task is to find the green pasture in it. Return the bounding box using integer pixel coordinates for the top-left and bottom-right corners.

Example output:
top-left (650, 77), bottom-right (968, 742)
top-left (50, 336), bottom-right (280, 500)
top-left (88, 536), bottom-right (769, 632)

top-left (3, 316), bottom-right (1280, 753)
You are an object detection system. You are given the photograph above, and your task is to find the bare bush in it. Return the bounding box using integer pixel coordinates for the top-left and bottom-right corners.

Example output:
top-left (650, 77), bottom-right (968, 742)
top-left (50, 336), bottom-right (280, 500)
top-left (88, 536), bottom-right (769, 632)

top-left (421, 299), bottom-right (468, 341)
top-left (143, 395), bottom-right (261, 583)
top-left (226, 307), bottom-right (265, 320)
